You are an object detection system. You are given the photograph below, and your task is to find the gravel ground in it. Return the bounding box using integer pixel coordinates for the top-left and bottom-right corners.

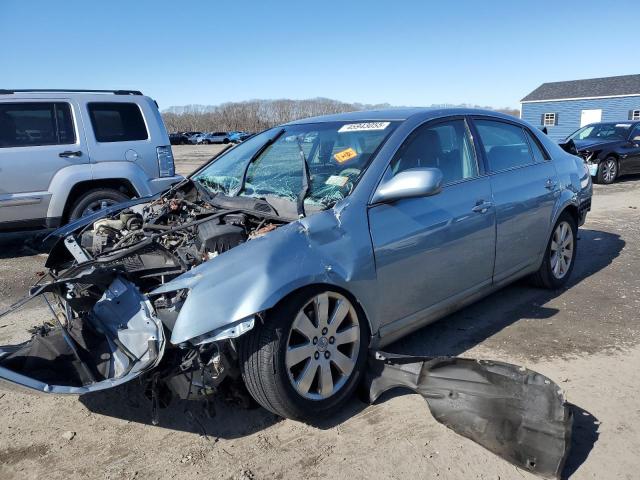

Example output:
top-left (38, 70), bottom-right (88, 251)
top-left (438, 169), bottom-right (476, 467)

top-left (0, 151), bottom-right (639, 479)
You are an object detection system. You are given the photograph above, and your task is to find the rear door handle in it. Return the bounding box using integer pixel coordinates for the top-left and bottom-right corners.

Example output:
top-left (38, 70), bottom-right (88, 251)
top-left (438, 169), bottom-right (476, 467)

top-left (59, 150), bottom-right (82, 158)
top-left (472, 200), bottom-right (493, 214)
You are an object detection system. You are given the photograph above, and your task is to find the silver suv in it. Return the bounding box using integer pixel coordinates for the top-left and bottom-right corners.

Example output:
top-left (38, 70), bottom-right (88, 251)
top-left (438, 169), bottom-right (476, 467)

top-left (0, 89), bottom-right (183, 230)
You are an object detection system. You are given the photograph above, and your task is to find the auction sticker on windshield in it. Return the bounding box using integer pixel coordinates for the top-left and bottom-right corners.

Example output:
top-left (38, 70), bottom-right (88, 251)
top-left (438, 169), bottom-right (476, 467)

top-left (334, 147), bottom-right (358, 163)
top-left (338, 122), bottom-right (390, 132)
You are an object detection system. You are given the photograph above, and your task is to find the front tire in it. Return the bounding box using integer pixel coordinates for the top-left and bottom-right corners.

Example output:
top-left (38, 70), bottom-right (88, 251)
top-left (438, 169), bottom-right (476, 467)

top-left (531, 212), bottom-right (577, 289)
top-left (596, 157), bottom-right (618, 184)
top-left (239, 287), bottom-right (368, 421)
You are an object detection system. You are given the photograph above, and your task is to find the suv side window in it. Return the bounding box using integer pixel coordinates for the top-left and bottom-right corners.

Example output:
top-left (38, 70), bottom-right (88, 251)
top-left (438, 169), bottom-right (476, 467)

top-left (0, 102), bottom-right (75, 148)
top-left (88, 102), bottom-right (148, 142)
top-left (474, 119), bottom-right (534, 172)
top-left (391, 119), bottom-right (479, 185)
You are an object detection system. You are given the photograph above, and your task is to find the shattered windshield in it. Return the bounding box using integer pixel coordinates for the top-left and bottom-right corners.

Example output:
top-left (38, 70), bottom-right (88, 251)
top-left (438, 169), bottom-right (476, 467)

top-left (193, 121), bottom-right (399, 210)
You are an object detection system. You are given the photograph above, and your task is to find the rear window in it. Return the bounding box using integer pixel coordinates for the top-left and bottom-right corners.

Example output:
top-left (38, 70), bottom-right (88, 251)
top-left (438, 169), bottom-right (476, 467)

top-left (0, 102), bottom-right (75, 148)
top-left (88, 102), bottom-right (148, 142)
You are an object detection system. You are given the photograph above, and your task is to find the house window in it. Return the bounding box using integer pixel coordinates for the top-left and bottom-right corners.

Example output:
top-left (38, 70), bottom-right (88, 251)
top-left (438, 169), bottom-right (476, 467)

top-left (543, 113), bottom-right (557, 126)
top-left (632, 110), bottom-right (640, 121)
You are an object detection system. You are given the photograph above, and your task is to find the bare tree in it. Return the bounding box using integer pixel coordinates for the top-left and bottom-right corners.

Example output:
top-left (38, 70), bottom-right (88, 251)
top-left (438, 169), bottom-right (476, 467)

top-left (161, 98), bottom-right (519, 133)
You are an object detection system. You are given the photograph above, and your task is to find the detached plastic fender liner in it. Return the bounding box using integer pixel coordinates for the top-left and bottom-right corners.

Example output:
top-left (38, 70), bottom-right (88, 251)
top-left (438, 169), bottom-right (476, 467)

top-left (363, 352), bottom-right (572, 479)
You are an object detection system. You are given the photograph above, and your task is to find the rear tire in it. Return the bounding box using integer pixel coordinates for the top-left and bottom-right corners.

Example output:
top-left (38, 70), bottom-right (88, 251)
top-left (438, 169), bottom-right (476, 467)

top-left (530, 212), bottom-right (577, 289)
top-left (239, 287), bottom-right (368, 421)
top-left (596, 157), bottom-right (618, 184)
top-left (68, 188), bottom-right (130, 221)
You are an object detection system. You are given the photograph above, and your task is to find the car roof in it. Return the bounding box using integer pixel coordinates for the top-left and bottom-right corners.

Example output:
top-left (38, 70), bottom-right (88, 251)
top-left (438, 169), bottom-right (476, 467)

top-left (285, 107), bottom-right (518, 125)
top-left (0, 90), bottom-right (152, 103)
top-left (584, 121), bottom-right (639, 126)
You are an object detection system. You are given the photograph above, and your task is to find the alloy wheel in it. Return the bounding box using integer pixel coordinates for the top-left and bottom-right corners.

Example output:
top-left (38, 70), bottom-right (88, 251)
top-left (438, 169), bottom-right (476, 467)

top-left (285, 292), bottom-right (360, 400)
top-left (82, 199), bottom-right (119, 217)
top-left (550, 221), bottom-right (574, 279)
top-left (602, 159), bottom-right (617, 183)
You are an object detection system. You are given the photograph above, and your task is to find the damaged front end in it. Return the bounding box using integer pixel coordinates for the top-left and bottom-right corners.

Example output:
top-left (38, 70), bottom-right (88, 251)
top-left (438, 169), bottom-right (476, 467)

top-left (0, 180), bottom-right (289, 403)
top-left (0, 275), bottom-right (164, 394)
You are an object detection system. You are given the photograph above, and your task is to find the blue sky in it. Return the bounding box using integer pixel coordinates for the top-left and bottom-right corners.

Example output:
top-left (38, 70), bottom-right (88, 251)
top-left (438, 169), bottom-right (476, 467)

top-left (1, 0), bottom-right (635, 110)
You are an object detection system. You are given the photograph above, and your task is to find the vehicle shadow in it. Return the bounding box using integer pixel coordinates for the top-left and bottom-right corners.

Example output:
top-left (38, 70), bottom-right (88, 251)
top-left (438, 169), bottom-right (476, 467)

top-left (562, 404), bottom-right (600, 479)
top-left (611, 173), bottom-right (640, 184)
top-left (80, 227), bottom-right (619, 466)
top-left (0, 231), bottom-right (50, 259)
top-left (79, 379), bottom-right (282, 439)
top-left (383, 228), bottom-right (623, 359)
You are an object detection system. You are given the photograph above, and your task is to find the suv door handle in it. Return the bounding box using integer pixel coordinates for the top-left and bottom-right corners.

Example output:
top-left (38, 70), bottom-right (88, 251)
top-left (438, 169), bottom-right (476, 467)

top-left (545, 178), bottom-right (557, 190)
top-left (59, 150), bottom-right (82, 158)
top-left (472, 200), bottom-right (493, 214)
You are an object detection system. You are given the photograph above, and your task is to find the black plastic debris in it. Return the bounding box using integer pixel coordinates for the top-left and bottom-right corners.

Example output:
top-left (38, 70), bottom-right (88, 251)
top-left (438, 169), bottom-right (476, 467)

top-left (363, 351), bottom-right (572, 479)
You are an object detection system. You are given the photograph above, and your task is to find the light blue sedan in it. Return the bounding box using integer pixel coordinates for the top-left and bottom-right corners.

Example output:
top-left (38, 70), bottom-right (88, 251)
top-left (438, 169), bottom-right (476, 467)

top-left (0, 108), bottom-right (592, 422)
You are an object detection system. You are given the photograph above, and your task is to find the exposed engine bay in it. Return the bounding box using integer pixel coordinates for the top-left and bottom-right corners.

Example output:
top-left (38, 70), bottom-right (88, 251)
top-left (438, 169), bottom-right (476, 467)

top-left (46, 182), bottom-right (287, 288)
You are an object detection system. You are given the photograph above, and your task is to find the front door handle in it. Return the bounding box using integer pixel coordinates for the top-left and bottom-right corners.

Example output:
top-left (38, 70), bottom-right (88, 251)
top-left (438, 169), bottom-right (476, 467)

top-left (545, 178), bottom-right (557, 190)
top-left (59, 150), bottom-right (82, 158)
top-left (472, 200), bottom-right (493, 214)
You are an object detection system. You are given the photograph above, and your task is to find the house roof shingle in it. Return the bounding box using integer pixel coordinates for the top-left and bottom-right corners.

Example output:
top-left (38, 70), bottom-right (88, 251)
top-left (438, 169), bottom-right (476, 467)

top-left (521, 74), bottom-right (640, 102)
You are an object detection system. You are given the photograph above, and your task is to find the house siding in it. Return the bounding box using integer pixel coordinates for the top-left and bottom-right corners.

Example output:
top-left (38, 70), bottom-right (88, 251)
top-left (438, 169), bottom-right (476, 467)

top-left (521, 96), bottom-right (640, 141)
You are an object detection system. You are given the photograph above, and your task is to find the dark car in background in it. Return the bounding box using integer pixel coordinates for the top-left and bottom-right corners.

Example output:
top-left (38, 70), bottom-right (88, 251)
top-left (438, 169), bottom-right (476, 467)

top-left (169, 132), bottom-right (190, 145)
top-left (563, 121), bottom-right (640, 184)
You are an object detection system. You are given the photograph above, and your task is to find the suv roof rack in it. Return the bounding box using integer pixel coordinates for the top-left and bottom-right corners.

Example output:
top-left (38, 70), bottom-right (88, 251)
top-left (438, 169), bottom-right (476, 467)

top-left (0, 89), bottom-right (143, 95)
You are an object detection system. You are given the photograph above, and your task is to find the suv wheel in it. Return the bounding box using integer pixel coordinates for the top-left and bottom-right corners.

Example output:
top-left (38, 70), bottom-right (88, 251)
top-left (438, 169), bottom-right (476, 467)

top-left (530, 212), bottom-right (577, 289)
top-left (596, 157), bottom-right (618, 184)
top-left (239, 288), bottom-right (368, 421)
top-left (68, 188), bottom-right (130, 221)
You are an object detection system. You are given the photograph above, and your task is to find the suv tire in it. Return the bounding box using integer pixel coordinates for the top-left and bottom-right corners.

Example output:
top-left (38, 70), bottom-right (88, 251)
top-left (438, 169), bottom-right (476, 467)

top-left (68, 188), bottom-right (130, 221)
top-left (530, 211), bottom-right (577, 289)
top-left (239, 287), bottom-right (368, 421)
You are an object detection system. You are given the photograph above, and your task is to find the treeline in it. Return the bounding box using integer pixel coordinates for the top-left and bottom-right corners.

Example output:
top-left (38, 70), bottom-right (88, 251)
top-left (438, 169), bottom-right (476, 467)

top-left (161, 98), bottom-right (519, 133)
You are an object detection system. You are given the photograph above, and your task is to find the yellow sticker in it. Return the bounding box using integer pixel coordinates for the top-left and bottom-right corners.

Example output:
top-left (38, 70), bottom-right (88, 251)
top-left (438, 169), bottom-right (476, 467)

top-left (334, 147), bottom-right (358, 163)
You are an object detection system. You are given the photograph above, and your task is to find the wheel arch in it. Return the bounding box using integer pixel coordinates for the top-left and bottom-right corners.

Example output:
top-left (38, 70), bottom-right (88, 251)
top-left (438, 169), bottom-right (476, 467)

top-left (560, 204), bottom-right (579, 227)
top-left (263, 282), bottom-right (374, 341)
top-left (62, 179), bottom-right (138, 222)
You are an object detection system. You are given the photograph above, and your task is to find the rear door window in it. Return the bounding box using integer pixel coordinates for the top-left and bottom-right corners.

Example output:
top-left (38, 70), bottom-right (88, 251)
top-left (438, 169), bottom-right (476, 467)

top-left (474, 119), bottom-right (534, 172)
top-left (88, 102), bottom-right (148, 142)
top-left (0, 102), bottom-right (75, 148)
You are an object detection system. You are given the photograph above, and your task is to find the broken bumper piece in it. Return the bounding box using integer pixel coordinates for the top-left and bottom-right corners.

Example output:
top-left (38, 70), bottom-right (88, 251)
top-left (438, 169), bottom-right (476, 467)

top-left (364, 351), bottom-right (572, 479)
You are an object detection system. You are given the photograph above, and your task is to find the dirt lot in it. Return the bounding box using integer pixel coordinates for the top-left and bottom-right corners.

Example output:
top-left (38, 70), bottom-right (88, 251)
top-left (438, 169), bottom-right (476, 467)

top-left (1, 146), bottom-right (639, 479)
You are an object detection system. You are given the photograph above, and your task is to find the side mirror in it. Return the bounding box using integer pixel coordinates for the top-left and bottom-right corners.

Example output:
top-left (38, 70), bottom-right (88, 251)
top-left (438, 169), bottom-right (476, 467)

top-left (631, 135), bottom-right (640, 144)
top-left (371, 168), bottom-right (443, 204)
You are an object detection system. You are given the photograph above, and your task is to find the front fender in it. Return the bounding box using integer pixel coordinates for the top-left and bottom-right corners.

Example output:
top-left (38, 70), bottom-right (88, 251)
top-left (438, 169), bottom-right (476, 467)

top-left (152, 204), bottom-right (378, 345)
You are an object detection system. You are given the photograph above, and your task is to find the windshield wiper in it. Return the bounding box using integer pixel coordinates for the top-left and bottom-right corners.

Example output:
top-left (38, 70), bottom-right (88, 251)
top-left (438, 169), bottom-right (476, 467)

top-left (295, 137), bottom-right (312, 218)
top-left (234, 128), bottom-right (285, 197)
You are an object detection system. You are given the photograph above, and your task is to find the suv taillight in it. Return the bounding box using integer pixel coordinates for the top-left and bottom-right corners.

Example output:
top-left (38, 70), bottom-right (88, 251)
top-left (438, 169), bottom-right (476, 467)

top-left (157, 146), bottom-right (175, 177)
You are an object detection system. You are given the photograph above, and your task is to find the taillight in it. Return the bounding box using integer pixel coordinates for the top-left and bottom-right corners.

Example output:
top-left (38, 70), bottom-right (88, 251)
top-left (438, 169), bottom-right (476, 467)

top-left (157, 146), bottom-right (175, 177)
